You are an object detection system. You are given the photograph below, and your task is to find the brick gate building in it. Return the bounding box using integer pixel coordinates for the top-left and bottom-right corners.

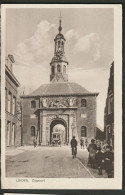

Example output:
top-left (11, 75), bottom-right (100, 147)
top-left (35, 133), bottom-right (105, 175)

top-left (21, 18), bottom-right (99, 145)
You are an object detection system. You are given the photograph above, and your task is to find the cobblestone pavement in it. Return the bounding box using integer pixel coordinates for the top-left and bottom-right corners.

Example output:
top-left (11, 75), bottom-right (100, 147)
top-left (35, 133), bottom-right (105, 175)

top-left (6, 146), bottom-right (107, 178)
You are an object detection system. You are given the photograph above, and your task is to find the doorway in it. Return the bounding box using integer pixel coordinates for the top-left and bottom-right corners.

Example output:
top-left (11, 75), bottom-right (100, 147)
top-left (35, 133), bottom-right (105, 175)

top-left (50, 118), bottom-right (67, 144)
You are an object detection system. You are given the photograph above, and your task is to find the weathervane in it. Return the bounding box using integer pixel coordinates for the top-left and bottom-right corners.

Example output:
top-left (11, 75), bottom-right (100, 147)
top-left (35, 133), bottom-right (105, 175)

top-left (58, 11), bottom-right (63, 33)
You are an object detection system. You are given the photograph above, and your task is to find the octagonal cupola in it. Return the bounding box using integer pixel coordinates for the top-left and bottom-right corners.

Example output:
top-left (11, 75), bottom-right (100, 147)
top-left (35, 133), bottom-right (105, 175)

top-left (50, 15), bottom-right (69, 83)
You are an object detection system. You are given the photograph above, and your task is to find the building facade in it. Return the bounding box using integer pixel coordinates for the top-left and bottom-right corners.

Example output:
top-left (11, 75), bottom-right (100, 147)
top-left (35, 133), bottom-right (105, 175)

top-left (5, 55), bottom-right (20, 146)
top-left (21, 19), bottom-right (99, 145)
top-left (104, 62), bottom-right (114, 149)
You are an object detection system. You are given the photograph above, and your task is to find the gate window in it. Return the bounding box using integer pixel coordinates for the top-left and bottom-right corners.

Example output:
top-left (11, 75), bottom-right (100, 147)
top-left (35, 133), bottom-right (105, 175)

top-left (31, 126), bottom-right (35, 136)
top-left (81, 99), bottom-right (87, 107)
top-left (63, 65), bottom-right (66, 73)
top-left (31, 100), bottom-right (36, 108)
top-left (57, 64), bottom-right (61, 72)
top-left (81, 126), bottom-right (87, 137)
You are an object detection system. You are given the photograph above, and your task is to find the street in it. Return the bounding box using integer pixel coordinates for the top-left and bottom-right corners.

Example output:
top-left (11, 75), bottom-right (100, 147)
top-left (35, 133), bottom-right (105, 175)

top-left (6, 146), bottom-right (107, 178)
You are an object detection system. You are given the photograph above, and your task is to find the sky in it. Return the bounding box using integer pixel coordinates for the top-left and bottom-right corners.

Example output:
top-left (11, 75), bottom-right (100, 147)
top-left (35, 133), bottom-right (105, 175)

top-left (5, 8), bottom-right (114, 128)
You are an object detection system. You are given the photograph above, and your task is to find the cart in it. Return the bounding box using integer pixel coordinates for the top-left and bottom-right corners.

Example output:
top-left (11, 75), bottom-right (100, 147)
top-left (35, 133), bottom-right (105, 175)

top-left (51, 132), bottom-right (61, 146)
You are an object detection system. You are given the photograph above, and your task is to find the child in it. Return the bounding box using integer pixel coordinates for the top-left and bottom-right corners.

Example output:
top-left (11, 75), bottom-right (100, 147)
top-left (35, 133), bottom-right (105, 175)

top-left (104, 145), bottom-right (114, 178)
top-left (85, 139), bottom-right (88, 149)
top-left (82, 139), bottom-right (84, 149)
top-left (95, 147), bottom-right (104, 175)
top-left (33, 138), bottom-right (37, 148)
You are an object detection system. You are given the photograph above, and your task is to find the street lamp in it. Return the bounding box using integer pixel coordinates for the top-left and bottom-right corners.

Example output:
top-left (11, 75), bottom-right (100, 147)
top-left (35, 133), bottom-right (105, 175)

top-left (71, 122), bottom-right (75, 138)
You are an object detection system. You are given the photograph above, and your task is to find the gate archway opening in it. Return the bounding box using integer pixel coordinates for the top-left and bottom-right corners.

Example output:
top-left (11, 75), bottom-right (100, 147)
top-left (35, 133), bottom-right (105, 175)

top-left (50, 118), bottom-right (67, 144)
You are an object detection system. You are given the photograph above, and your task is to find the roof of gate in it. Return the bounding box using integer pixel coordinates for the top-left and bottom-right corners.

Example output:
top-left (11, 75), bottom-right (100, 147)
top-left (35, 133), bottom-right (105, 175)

top-left (22, 82), bottom-right (99, 97)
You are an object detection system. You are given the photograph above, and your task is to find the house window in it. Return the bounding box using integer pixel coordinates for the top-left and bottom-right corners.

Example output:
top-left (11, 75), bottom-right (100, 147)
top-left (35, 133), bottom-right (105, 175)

top-left (5, 88), bottom-right (7, 111)
top-left (57, 64), bottom-right (61, 73)
top-left (8, 92), bottom-right (12, 113)
top-left (106, 125), bottom-right (111, 141)
top-left (112, 123), bottom-right (114, 135)
top-left (108, 94), bottom-right (113, 114)
top-left (81, 99), bottom-right (87, 107)
top-left (7, 121), bottom-right (11, 146)
top-left (81, 126), bottom-right (87, 137)
top-left (12, 96), bottom-right (16, 115)
top-left (12, 123), bottom-right (15, 145)
top-left (31, 126), bottom-right (35, 137)
top-left (31, 100), bottom-right (36, 108)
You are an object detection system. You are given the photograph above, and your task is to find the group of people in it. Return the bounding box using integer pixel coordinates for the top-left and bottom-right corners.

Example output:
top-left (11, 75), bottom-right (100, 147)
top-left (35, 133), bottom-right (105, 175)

top-left (87, 139), bottom-right (114, 177)
top-left (71, 136), bottom-right (114, 178)
top-left (80, 138), bottom-right (88, 149)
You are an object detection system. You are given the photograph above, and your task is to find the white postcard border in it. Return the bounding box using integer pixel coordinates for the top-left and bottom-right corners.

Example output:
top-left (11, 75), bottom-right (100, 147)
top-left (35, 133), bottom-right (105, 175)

top-left (1, 4), bottom-right (122, 189)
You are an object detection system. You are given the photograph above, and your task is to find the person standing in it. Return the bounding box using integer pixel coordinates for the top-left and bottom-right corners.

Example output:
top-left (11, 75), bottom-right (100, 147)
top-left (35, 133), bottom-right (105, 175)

top-left (95, 147), bottom-right (104, 175)
top-left (102, 140), bottom-right (110, 152)
top-left (33, 138), bottom-right (37, 148)
top-left (80, 138), bottom-right (83, 149)
top-left (85, 139), bottom-right (88, 148)
top-left (82, 139), bottom-right (84, 149)
top-left (104, 145), bottom-right (114, 178)
top-left (87, 139), bottom-right (97, 168)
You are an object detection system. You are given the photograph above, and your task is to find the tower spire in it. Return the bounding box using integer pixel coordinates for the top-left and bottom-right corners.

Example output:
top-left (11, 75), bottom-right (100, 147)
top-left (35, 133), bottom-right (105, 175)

top-left (58, 11), bottom-right (62, 33)
top-left (50, 14), bottom-right (68, 83)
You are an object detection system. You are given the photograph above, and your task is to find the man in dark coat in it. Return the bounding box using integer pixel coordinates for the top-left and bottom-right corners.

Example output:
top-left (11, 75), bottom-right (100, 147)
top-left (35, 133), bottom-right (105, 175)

top-left (87, 139), bottom-right (97, 168)
top-left (71, 136), bottom-right (77, 155)
top-left (104, 145), bottom-right (114, 178)
top-left (95, 147), bottom-right (104, 175)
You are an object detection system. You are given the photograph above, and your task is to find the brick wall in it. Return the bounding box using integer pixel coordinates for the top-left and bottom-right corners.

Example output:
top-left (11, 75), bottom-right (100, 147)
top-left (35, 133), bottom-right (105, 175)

top-left (22, 97), bottom-right (39, 145)
top-left (22, 95), bottom-right (97, 145)
top-left (76, 96), bottom-right (96, 142)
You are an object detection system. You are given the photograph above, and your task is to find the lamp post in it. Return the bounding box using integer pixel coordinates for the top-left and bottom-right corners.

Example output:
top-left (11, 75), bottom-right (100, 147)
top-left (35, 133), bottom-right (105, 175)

top-left (71, 122), bottom-right (75, 138)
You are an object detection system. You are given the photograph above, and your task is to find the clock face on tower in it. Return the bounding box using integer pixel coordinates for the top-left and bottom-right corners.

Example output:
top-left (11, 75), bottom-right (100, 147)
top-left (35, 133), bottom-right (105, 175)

top-left (55, 50), bottom-right (63, 60)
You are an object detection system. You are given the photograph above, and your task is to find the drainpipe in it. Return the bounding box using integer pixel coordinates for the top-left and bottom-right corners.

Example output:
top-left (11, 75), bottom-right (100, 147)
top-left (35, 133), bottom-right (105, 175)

top-left (21, 101), bottom-right (23, 146)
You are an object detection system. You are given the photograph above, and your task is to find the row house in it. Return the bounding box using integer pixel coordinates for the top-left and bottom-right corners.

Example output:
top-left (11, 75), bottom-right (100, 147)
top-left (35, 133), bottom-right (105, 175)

top-left (5, 55), bottom-right (20, 146)
top-left (104, 61), bottom-right (114, 149)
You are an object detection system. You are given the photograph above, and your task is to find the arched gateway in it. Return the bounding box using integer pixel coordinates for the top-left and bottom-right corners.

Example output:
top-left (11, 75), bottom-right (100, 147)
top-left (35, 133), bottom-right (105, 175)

top-left (50, 118), bottom-right (67, 144)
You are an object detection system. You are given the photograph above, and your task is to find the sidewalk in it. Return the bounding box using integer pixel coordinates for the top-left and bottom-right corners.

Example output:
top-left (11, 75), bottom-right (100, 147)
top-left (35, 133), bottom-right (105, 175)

top-left (77, 147), bottom-right (108, 178)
